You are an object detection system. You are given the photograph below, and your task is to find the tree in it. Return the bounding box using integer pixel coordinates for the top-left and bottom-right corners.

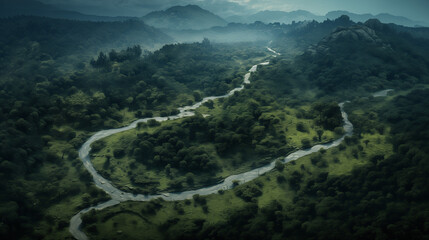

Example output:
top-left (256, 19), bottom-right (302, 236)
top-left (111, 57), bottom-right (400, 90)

top-left (364, 139), bottom-right (370, 147)
top-left (311, 102), bottom-right (342, 130)
top-left (113, 149), bottom-right (125, 158)
top-left (234, 183), bottom-right (262, 202)
top-left (193, 91), bottom-right (202, 102)
top-left (147, 119), bottom-right (160, 127)
top-left (90, 52), bottom-right (110, 69)
top-left (317, 129), bottom-right (324, 141)
top-left (296, 122), bottom-right (308, 132)
top-left (275, 160), bottom-right (284, 172)
top-left (186, 172), bottom-right (195, 185)
top-left (202, 38), bottom-right (211, 47)
top-left (288, 171), bottom-right (303, 191)
top-left (301, 138), bottom-right (311, 149)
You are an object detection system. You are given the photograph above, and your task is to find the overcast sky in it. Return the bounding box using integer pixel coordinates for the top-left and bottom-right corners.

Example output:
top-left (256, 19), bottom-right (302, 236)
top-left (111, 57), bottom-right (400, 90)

top-left (39, 0), bottom-right (429, 23)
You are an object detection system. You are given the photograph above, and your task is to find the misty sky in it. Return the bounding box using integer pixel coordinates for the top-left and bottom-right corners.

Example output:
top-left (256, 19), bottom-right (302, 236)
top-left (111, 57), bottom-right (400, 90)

top-left (39, 0), bottom-right (429, 23)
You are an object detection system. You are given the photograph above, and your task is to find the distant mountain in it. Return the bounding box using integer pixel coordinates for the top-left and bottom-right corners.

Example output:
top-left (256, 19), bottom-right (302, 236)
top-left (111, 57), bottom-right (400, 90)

top-left (326, 11), bottom-right (428, 27)
top-left (0, 0), bottom-right (133, 22)
top-left (141, 5), bottom-right (228, 30)
top-left (226, 10), bottom-right (324, 24)
top-left (227, 9), bottom-right (428, 28)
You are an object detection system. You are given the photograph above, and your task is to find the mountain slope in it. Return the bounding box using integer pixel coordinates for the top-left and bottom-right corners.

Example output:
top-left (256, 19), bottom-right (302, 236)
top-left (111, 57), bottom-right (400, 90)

top-left (0, 0), bottom-right (133, 22)
top-left (0, 16), bottom-right (173, 60)
top-left (300, 19), bottom-right (429, 94)
top-left (326, 11), bottom-right (428, 27)
top-left (141, 5), bottom-right (228, 30)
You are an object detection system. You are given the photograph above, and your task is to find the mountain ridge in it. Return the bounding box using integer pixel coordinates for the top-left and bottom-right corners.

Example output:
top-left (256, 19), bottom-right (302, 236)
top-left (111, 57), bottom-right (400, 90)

top-left (326, 10), bottom-right (427, 27)
top-left (227, 9), bottom-right (428, 27)
top-left (141, 5), bottom-right (228, 30)
top-left (0, 0), bottom-right (134, 22)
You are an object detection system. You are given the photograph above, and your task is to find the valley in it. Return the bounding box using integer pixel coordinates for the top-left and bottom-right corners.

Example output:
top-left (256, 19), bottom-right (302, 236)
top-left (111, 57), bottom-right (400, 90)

top-left (0, 1), bottom-right (429, 240)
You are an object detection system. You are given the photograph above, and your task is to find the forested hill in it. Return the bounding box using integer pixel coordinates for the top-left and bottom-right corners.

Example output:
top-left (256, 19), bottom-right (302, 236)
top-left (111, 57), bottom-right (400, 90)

top-left (264, 18), bottom-right (429, 100)
top-left (271, 15), bottom-right (429, 55)
top-left (142, 5), bottom-right (228, 30)
top-left (302, 19), bottom-right (429, 94)
top-left (0, 0), bottom-right (134, 22)
top-left (0, 16), bottom-right (172, 59)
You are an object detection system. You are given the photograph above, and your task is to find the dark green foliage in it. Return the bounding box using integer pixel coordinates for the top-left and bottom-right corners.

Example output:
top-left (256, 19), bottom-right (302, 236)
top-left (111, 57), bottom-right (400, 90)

top-left (288, 170), bottom-right (303, 191)
top-left (113, 149), bottom-right (125, 158)
top-left (192, 194), bottom-right (206, 206)
top-left (141, 198), bottom-right (163, 215)
top-left (234, 182), bottom-right (263, 202)
top-left (275, 160), bottom-right (284, 172)
top-left (296, 122), bottom-right (308, 132)
top-left (310, 153), bottom-right (328, 168)
top-left (276, 175), bottom-right (286, 183)
top-left (90, 52), bottom-right (110, 69)
top-left (382, 89), bottom-right (429, 153)
top-left (301, 138), bottom-right (311, 148)
top-left (109, 45), bottom-right (142, 62)
top-left (316, 129), bottom-right (324, 141)
top-left (133, 117), bottom-right (218, 172)
top-left (91, 140), bottom-right (106, 153)
top-left (91, 46), bottom-right (143, 69)
top-left (311, 102), bottom-right (343, 130)
top-left (127, 88), bottom-right (295, 181)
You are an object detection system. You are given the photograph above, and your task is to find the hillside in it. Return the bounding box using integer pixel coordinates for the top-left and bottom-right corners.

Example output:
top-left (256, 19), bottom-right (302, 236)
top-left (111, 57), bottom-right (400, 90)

top-left (0, 16), bottom-right (172, 61)
top-left (142, 5), bottom-right (228, 30)
top-left (300, 19), bottom-right (429, 95)
top-left (326, 10), bottom-right (428, 27)
top-left (0, 0), bottom-right (133, 22)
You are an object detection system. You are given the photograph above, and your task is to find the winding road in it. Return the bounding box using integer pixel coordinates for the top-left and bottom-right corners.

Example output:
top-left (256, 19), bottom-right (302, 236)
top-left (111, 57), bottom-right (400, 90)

top-left (69, 47), bottom-right (357, 240)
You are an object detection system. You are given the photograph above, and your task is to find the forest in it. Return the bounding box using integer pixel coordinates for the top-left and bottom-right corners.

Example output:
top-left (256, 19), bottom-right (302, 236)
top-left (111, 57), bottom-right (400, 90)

top-left (0, 23), bottom-right (268, 238)
top-left (0, 11), bottom-right (428, 240)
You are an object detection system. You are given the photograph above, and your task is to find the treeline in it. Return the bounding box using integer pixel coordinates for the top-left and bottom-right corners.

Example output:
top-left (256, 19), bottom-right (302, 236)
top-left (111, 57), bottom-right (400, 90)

top-left (90, 45), bottom-right (144, 68)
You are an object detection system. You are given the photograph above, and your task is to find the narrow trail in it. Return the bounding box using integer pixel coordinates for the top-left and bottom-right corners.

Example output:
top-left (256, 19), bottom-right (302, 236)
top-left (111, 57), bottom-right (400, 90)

top-left (68, 47), bottom-right (359, 240)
